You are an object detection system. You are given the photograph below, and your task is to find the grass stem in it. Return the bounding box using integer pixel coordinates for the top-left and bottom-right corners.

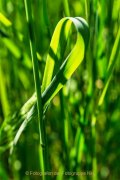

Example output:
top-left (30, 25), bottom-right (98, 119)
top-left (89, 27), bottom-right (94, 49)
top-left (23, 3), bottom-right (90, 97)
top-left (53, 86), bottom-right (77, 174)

top-left (59, 90), bottom-right (69, 169)
top-left (24, 0), bottom-right (45, 177)
top-left (63, 0), bottom-right (70, 17)
top-left (42, 0), bottom-right (51, 38)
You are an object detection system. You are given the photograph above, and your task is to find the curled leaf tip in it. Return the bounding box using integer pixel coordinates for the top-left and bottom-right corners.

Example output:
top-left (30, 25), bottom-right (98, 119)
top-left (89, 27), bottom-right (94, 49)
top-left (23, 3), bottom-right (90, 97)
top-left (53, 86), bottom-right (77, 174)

top-left (75, 17), bottom-right (90, 50)
top-left (42, 17), bottom-right (90, 105)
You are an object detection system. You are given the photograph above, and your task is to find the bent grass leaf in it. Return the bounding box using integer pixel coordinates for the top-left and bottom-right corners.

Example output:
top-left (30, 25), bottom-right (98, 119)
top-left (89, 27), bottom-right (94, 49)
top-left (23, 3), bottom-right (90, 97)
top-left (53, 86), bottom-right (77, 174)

top-left (42, 17), bottom-right (89, 105)
top-left (0, 17), bottom-right (89, 152)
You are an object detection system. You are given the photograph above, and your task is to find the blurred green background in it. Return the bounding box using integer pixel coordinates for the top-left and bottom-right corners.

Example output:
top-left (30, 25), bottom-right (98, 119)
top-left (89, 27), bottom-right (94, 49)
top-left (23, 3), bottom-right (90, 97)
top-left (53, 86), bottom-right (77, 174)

top-left (0, 0), bottom-right (120, 180)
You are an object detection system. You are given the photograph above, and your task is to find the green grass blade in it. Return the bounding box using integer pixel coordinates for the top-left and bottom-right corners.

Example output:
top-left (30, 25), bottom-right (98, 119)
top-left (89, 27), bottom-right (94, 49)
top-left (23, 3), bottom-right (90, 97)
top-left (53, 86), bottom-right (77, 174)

top-left (41, 18), bottom-right (72, 92)
top-left (42, 0), bottom-right (51, 38)
top-left (24, 0), bottom-right (43, 144)
top-left (0, 67), bottom-right (10, 117)
top-left (63, 0), bottom-right (70, 16)
top-left (98, 28), bottom-right (120, 106)
top-left (1, 38), bottom-right (21, 59)
top-left (24, 0), bottom-right (45, 176)
top-left (0, 13), bottom-right (12, 26)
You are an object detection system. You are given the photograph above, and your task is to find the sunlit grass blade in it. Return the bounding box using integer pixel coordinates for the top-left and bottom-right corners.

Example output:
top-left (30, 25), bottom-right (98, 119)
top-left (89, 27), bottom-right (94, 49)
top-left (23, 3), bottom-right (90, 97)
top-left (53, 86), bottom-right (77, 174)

top-left (0, 67), bottom-right (10, 117)
top-left (63, 0), bottom-right (70, 16)
top-left (41, 18), bottom-right (72, 93)
top-left (42, 17), bottom-right (89, 105)
top-left (0, 13), bottom-right (12, 26)
top-left (1, 38), bottom-right (21, 59)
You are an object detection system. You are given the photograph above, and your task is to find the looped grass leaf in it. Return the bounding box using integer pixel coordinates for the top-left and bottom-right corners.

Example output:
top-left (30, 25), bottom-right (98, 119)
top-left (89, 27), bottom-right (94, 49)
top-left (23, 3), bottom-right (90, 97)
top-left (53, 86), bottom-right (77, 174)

top-left (42, 17), bottom-right (89, 106)
top-left (0, 17), bottom-right (89, 152)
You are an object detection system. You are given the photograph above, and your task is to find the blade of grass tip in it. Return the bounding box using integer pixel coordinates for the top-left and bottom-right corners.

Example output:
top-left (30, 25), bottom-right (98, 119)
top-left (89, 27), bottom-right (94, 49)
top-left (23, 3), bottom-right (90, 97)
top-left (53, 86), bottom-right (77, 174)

top-left (24, 0), bottom-right (45, 176)
top-left (98, 28), bottom-right (120, 106)
top-left (63, 0), bottom-right (70, 16)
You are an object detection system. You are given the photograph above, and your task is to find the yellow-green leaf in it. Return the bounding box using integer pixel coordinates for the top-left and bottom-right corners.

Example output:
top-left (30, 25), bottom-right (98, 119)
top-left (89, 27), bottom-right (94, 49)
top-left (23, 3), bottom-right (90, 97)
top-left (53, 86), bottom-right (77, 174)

top-left (0, 13), bottom-right (12, 26)
top-left (42, 17), bottom-right (89, 105)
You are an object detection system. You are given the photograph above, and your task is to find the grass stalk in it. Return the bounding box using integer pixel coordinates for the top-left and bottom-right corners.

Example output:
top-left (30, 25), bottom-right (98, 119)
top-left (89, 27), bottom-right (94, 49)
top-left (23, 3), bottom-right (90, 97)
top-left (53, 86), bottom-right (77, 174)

top-left (59, 90), bottom-right (69, 169)
top-left (0, 66), bottom-right (10, 117)
top-left (42, 0), bottom-right (51, 38)
top-left (59, 1), bottom-right (70, 167)
top-left (63, 0), bottom-right (70, 17)
top-left (24, 0), bottom-right (45, 177)
top-left (75, 128), bottom-right (84, 172)
top-left (85, 0), bottom-right (89, 22)
top-left (91, 115), bottom-right (97, 180)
